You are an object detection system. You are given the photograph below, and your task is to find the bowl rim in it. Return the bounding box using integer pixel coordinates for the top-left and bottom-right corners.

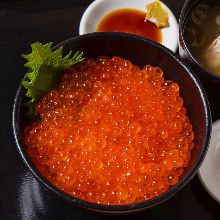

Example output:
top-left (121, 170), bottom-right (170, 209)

top-left (179, 0), bottom-right (220, 81)
top-left (79, 0), bottom-right (179, 52)
top-left (12, 32), bottom-right (212, 213)
top-left (198, 119), bottom-right (220, 204)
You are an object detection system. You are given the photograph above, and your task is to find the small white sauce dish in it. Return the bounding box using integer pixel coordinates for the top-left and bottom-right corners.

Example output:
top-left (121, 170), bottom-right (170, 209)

top-left (79, 0), bottom-right (178, 52)
top-left (198, 119), bottom-right (220, 203)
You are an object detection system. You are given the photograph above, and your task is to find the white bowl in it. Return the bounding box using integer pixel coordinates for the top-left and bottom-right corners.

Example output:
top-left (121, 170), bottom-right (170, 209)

top-left (79, 0), bottom-right (178, 52)
top-left (198, 119), bottom-right (220, 203)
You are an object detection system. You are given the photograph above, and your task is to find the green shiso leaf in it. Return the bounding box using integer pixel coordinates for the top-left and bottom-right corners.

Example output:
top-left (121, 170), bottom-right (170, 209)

top-left (22, 42), bottom-right (84, 117)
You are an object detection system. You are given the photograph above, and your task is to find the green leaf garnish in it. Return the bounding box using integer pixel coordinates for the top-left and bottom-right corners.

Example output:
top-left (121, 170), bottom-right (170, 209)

top-left (22, 42), bottom-right (84, 117)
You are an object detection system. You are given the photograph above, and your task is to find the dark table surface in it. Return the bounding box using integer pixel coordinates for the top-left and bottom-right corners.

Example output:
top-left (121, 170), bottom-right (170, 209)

top-left (0, 0), bottom-right (220, 219)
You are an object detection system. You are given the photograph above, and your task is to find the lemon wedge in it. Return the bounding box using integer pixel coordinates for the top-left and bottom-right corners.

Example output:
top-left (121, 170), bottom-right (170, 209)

top-left (145, 0), bottom-right (169, 28)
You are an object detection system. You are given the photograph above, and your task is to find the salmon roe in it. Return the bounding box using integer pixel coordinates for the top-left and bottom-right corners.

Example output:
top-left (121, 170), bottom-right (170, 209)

top-left (24, 56), bottom-right (194, 205)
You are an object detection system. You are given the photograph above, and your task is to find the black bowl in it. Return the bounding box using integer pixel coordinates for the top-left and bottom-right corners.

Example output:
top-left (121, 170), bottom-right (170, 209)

top-left (179, 0), bottom-right (220, 118)
top-left (13, 32), bottom-right (211, 214)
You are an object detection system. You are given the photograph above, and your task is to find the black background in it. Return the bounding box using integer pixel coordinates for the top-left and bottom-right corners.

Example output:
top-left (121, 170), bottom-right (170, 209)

top-left (0, 0), bottom-right (219, 219)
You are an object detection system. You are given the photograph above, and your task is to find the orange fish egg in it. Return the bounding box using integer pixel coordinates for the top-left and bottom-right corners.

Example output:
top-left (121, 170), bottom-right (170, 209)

top-left (24, 56), bottom-right (194, 205)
